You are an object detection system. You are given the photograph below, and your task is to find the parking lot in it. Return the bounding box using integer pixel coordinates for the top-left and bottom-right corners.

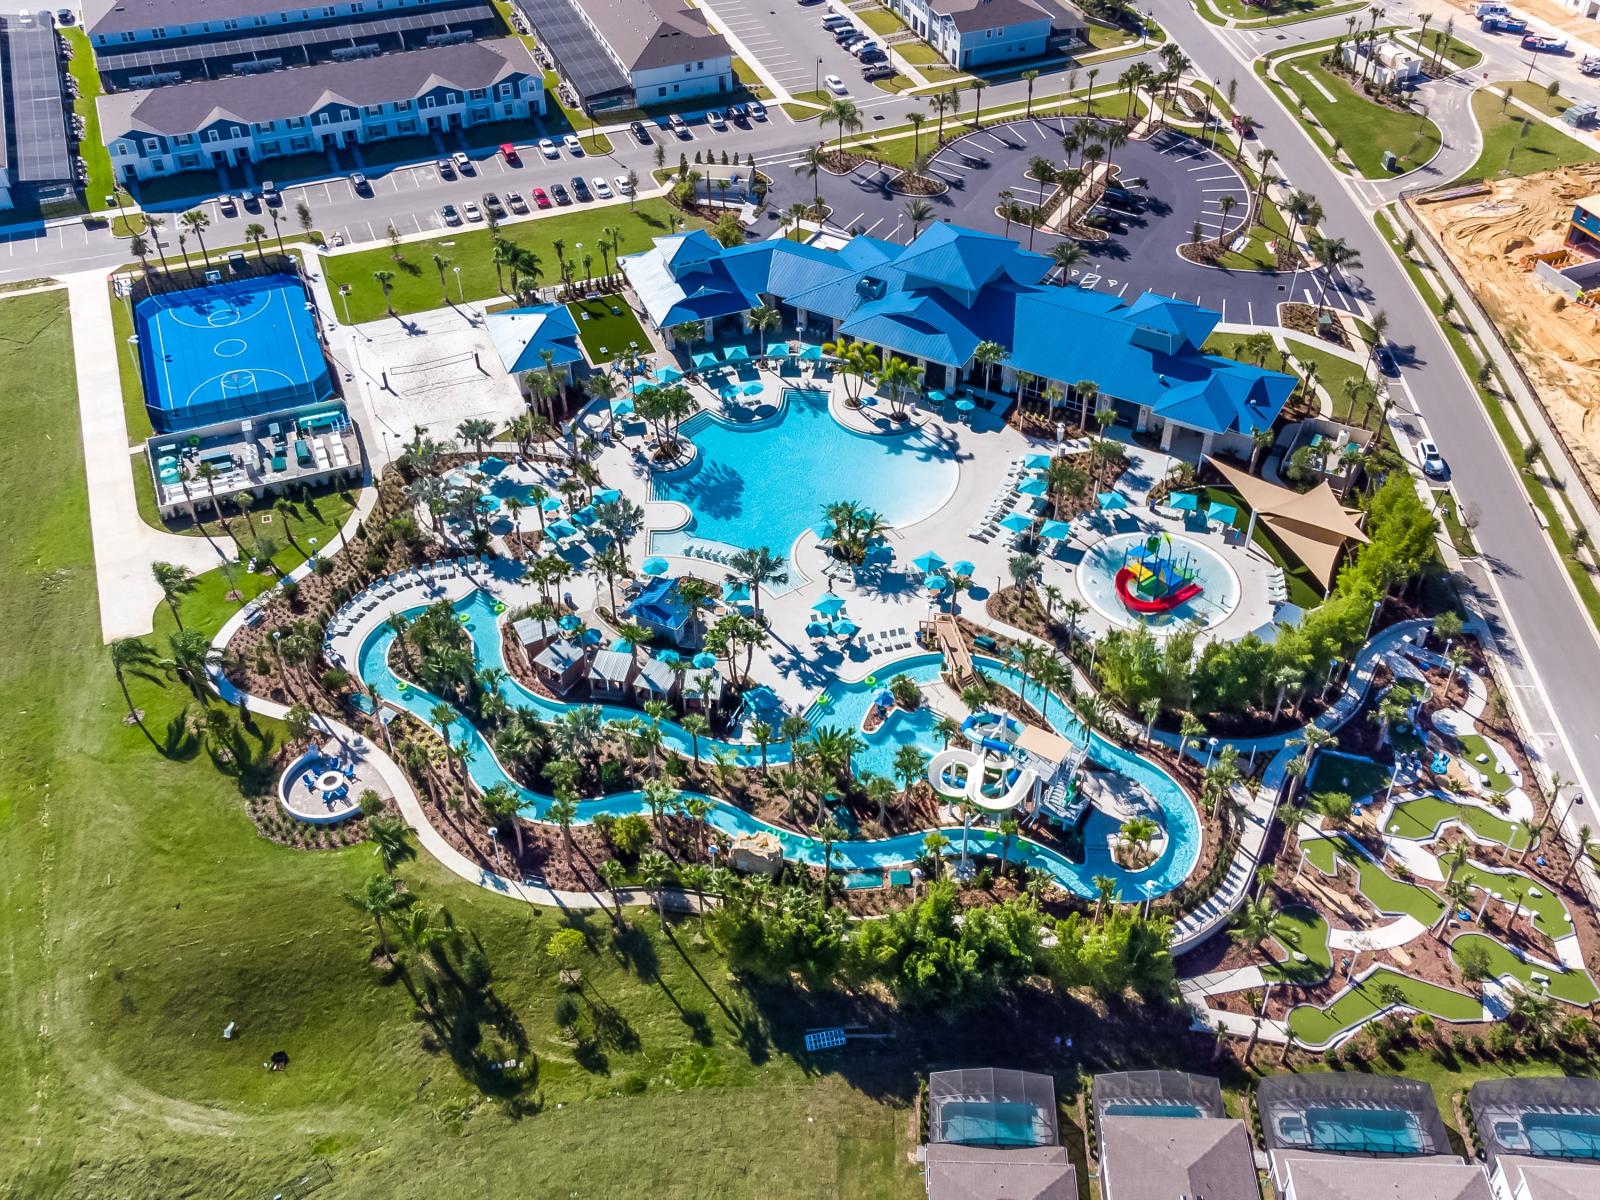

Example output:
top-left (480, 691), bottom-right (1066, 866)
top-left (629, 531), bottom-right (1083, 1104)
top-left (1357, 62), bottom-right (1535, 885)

top-left (699, 0), bottom-right (895, 96)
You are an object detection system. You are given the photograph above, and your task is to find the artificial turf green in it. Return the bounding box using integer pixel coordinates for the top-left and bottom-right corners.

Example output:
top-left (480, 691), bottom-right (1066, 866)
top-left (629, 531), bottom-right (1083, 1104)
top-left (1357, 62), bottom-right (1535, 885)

top-left (1265, 904), bottom-right (1332, 983)
top-left (567, 295), bottom-right (651, 365)
top-left (1387, 794), bottom-right (1527, 850)
top-left (1301, 835), bottom-right (1446, 924)
top-left (1450, 932), bottom-right (1599, 1005)
top-left (1287, 967), bottom-right (1482, 1045)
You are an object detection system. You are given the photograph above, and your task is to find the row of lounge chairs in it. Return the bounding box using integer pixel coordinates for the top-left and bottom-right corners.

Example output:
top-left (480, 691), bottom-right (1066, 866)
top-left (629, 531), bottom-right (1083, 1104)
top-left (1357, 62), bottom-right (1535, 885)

top-left (322, 558), bottom-right (496, 653)
top-left (860, 626), bottom-right (916, 653)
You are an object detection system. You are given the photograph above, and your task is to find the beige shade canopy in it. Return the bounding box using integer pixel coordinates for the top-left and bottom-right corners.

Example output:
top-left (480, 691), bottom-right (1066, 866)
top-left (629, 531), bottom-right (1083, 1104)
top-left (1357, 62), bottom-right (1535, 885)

top-left (1207, 457), bottom-right (1369, 589)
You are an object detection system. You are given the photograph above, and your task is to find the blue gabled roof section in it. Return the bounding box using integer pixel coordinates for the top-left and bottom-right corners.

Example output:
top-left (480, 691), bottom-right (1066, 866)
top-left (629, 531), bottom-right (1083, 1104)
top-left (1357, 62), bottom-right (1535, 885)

top-left (485, 304), bottom-right (584, 374)
top-left (660, 229), bottom-right (723, 273)
top-left (1123, 292), bottom-right (1221, 352)
top-left (895, 222), bottom-right (1050, 295)
top-left (840, 292), bottom-right (982, 367)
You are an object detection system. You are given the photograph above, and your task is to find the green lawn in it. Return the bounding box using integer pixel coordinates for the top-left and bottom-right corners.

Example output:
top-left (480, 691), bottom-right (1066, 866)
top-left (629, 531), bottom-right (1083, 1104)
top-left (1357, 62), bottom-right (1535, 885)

top-left (1450, 932), bottom-right (1599, 1005)
top-left (1498, 80), bottom-right (1577, 120)
top-left (732, 56), bottom-right (772, 100)
top-left (1387, 794), bottom-right (1527, 850)
top-left (1411, 31), bottom-right (1483, 70)
top-left (1308, 754), bottom-right (1392, 803)
top-left (1450, 730), bottom-right (1515, 795)
top-left (0, 285), bottom-right (927, 1196)
top-left (860, 6), bottom-right (908, 35)
top-left (64, 28), bottom-right (117, 211)
top-left (323, 198), bottom-right (698, 322)
top-left (1264, 904), bottom-right (1333, 983)
top-left (1467, 89), bottom-right (1597, 181)
top-left (1302, 835), bottom-right (1446, 924)
top-left (1278, 57), bottom-right (1442, 177)
top-left (1456, 866), bottom-right (1573, 943)
top-left (1287, 967), bottom-right (1482, 1045)
top-left (567, 296), bottom-right (650, 365)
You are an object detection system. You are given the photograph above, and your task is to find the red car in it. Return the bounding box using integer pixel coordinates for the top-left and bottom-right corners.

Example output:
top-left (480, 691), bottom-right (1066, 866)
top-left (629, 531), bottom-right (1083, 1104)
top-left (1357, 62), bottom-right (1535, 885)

top-left (499, 142), bottom-right (521, 165)
top-left (531, 186), bottom-right (552, 209)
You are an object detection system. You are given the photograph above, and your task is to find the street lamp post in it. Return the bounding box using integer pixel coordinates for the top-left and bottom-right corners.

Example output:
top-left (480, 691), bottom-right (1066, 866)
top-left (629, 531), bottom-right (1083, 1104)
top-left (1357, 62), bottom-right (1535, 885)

top-left (815, 56), bottom-right (823, 96)
top-left (337, 283), bottom-right (353, 325)
top-left (453, 265), bottom-right (463, 304)
top-left (1204, 736), bottom-right (1219, 771)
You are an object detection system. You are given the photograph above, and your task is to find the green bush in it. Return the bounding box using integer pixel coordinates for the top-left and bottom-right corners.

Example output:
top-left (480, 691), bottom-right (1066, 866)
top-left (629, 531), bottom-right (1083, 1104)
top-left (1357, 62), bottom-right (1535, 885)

top-left (609, 812), bottom-right (651, 861)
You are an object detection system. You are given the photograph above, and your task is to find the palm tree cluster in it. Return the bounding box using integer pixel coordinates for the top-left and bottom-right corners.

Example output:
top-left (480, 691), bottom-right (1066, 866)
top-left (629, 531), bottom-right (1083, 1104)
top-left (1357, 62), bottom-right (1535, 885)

top-left (819, 500), bottom-right (887, 565)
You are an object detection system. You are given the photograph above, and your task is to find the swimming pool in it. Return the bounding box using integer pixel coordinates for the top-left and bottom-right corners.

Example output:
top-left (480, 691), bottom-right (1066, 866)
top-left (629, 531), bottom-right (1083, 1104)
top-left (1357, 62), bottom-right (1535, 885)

top-left (936, 1100), bottom-right (1051, 1148)
top-left (1078, 532), bottom-right (1240, 632)
top-left (1101, 1103), bottom-right (1203, 1118)
top-left (1498, 1111), bottom-right (1600, 1160)
top-left (1280, 1106), bottom-right (1425, 1155)
top-left (355, 589), bottom-right (1202, 899)
top-left (649, 388), bottom-right (959, 557)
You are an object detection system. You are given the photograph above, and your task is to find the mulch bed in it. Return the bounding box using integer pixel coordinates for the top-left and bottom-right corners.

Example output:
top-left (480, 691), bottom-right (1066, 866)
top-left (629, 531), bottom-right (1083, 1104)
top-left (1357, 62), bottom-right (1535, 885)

top-left (1281, 301), bottom-right (1352, 348)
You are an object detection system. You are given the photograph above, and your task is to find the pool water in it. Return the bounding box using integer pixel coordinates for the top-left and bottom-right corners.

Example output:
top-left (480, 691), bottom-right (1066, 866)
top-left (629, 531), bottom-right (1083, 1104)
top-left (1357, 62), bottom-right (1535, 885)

top-left (1079, 532), bottom-right (1241, 632)
top-left (936, 1101), bottom-right (1051, 1147)
top-left (1519, 1111), bottom-right (1600, 1159)
top-left (1299, 1106), bottom-right (1425, 1155)
top-left (650, 388), bottom-right (959, 557)
top-left (356, 589), bottom-right (1202, 899)
top-left (1102, 1103), bottom-right (1203, 1118)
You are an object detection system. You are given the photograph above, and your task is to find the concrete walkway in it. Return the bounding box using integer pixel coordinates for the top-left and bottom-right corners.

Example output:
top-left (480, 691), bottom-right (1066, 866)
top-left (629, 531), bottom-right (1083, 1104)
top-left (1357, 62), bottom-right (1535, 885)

top-left (66, 269), bottom-right (227, 642)
top-left (1327, 914), bottom-right (1428, 952)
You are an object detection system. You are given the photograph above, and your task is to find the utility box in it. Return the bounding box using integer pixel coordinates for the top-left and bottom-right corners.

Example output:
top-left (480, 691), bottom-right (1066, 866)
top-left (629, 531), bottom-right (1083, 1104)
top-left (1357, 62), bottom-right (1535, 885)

top-left (1383, 150), bottom-right (1399, 171)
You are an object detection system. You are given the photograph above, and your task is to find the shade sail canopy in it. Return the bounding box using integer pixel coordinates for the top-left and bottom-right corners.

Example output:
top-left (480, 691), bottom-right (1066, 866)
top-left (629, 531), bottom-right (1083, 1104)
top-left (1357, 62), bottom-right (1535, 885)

top-left (692, 351), bottom-right (720, 368)
top-left (654, 366), bottom-right (684, 383)
top-left (1025, 454), bottom-right (1053, 470)
top-left (765, 341), bottom-right (791, 356)
top-left (1208, 457), bottom-right (1369, 588)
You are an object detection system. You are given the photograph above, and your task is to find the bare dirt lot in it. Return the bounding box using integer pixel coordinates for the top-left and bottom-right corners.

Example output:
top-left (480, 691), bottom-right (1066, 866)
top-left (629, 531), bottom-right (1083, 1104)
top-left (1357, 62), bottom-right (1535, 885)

top-left (1414, 164), bottom-right (1600, 493)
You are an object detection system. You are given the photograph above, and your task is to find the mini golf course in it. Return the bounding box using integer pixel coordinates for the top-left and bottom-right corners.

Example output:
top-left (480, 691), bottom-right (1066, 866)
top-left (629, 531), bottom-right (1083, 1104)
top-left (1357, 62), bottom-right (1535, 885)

top-left (1286, 966), bottom-right (1483, 1047)
top-left (1265, 905), bottom-right (1333, 984)
top-left (1455, 865), bottom-right (1575, 942)
top-left (1387, 794), bottom-right (1528, 851)
top-left (1302, 835), bottom-right (1446, 925)
top-left (1449, 932), bottom-right (1599, 1006)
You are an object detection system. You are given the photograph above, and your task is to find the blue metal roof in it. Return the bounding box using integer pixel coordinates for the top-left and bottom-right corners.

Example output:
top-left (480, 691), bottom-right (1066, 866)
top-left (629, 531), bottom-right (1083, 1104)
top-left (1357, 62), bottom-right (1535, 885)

top-left (485, 304), bottom-right (584, 374)
top-left (894, 222), bottom-right (1049, 295)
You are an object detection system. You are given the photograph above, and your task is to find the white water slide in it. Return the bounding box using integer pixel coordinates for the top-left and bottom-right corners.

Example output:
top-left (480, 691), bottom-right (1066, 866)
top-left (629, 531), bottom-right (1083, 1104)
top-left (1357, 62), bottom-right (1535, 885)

top-left (927, 747), bottom-right (1036, 813)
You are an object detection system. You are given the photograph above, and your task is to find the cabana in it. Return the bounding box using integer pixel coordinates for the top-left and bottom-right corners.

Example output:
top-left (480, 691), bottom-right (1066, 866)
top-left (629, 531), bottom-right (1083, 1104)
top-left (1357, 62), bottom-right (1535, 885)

top-left (1208, 458), bottom-right (1369, 590)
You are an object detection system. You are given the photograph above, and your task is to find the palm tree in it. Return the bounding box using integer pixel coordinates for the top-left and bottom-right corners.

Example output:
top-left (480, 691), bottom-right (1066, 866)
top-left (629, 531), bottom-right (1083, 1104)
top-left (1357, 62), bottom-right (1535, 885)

top-left (725, 545), bottom-right (787, 615)
top-left (110, 637), bottom-right (162, 743)
top-left (1049, 240), bottom-right (1088, 284)
top-left (432, 253), bottom-right (453, 303)
top-left (640, 850), bottom-right (675, 923)
top-left (1021, 69), bottom-right (1040, 116)
top-left (1028, 156), bottom-right (1056, 208)
top-left (997, 188), bottom-right (1015, 236)
top-left (1216, 195), bottom-right (1237, 246)
top-left (373, 269), bottom-right (396, 317)
top-left (244, 222), bottom-right (267, 261)
top-left (150, 561), bottom-right (197, 629)
top-left (817, 817), bottom-right (845, 908)
top-left (875, 356), bottom-right (924, 420)
top-left (368, 815), bottom-right (414, 874)
top-left (142, 213), bottom-right (172, 273)
top-left (971, 340), bottom-right (1006, 393)
top-left (904, 198), bottom-right (934, 239)
top-left (929, 90), bottom-right (957, 144)
top-left (826, 98), bottom-right (862, 156)
top-left (597, 858), bottom-right (628, 919)
top-left (343, 872), bottom-right (408, 956)
top-left (180, 208), bottom-right (211, 267)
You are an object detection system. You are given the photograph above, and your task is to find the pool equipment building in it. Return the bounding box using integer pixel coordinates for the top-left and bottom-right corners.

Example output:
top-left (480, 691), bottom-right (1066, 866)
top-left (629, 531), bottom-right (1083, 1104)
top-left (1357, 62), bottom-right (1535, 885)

top-left (927, 710), bottom-right (1086, 824)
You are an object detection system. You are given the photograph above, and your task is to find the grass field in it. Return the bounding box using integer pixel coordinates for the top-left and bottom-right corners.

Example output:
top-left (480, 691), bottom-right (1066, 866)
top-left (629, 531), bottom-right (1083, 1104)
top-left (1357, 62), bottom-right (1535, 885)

top-left (859, 6), bottom-right (907, 35)
top-left (567, 295), bottom-right (650, 364)
top-left (1467, 89), bottom-right (1596, 180)
top-left (1264, 905), bottom-right (1333, 983)
top-left (1301, 835), bottom-right (1447, 924)
top-left (1388, 794), bottom-right (1526, 850)
top-left (1278, 57), bottom-right (1442, 178)
top-left (1497, 80), bottom-right (1577, 120)
top-left (1287, 967), bottom-right (1482, 1045)
top-left (1412, 30), bottom-right (1483, 70)
top-left (63, 28), bottom-right (116, 212)
top-left (323, 198), bottom-right (699, 322)
top-left (1450, 932), bottom-right (1599, 1005)
top-left (1308, 753), bottom-right (1392, 803)
top-left (1456, 865), bottom-right (1573, 943)
top-left (1450, 730), bottom-right (1515, 794)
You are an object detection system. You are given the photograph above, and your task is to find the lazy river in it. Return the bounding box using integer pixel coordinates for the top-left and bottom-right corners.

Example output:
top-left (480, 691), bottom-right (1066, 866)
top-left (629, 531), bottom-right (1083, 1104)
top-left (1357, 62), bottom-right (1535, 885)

top-left (357, 589), bottom-right (1201, 899)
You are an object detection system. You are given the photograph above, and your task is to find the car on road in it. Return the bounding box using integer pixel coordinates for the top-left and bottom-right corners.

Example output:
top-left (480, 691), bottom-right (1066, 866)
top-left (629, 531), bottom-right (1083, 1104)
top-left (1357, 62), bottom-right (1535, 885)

top-left (571, 176), bottom-right (592, 201)
top-left (437, 158), bottom-right (455, 179)
top-left (749, 100), bottom-right (767, 121)
top-left (506, 191), bottom-right (529, 214)
top-left (1375, 345), bottom-right (1399, 377)
top-left (462, 200), bottom-right (483, 222)
top-left (350, 172), bottom-right (371, 195)
top-left (531, 186), bottom-right (552, 209)
top-left (824, 73), bottom-right (848, 94)
top-left (592, 176), bottom-right (613, 199)
top-left (707, 109), bottom-right (727, 131)
top-left (538, 137), bottom-right (560, 159)
top-left (481, 192), bottom-right (506, 218)
top-left (550, 182), bottom-right (572, 205)
top-left (453, 151), bottom-right (472, 173)
top-left (630, 120), bottom-right (652, 144)
top-left (614, 173), bottom-right (634, 196)
top-left (499, 142), bottom-right (521, 165)
top-left (563, 133), bottom-right (583, 155)
top-left (440, 203), bottom-right (462, 226)
top-left (56, 8), bottom-right (76, 23)
top-left (1418, 439), bottom-right (1448, 479)
top-left (218, 194), bottom-right (238, 216)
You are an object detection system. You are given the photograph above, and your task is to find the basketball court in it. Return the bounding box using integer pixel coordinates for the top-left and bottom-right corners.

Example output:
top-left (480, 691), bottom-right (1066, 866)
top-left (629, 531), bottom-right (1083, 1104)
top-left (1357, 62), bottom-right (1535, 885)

top-left (135, 273), bottom-right (333, 432)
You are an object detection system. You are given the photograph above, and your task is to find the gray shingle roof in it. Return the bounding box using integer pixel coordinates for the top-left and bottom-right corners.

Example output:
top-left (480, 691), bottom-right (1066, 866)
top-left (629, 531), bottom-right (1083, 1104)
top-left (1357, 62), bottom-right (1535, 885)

top-left (1099, 1117), bottom-right (1259, 1200)
top-left (533, 640), bottom-right (586, 674)
top-left (929, 0), bottom-right (1053, 33)
top-left (86, 0), bottom-right (471, 36)
top-left (579, 0), bottom-right (729, 72)
top-left (1498, 1159), bottom-right (1600, 1200)
top-left (97, 37), bottom-right (535, 137)
top-left (1272, 1153), bottom-right (1493, 1200)
top-left (924, 1144), bottom-right (1076, 1200)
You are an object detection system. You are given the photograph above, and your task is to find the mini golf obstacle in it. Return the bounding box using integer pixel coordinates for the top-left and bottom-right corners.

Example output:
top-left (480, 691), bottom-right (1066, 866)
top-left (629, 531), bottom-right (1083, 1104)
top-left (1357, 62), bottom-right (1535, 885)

top-left (1115, 532), bottom-right (1203, 615)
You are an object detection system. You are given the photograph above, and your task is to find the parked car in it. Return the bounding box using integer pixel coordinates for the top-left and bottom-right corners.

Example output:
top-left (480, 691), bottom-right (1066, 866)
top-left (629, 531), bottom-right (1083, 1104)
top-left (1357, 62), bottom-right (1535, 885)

top-left (858, 47), bottom-right (886, 63)
top-left (550, 182), bottom-right (572, 205)
top-left (261, 181), bottom-right (280, 205)
top-left (822, 14), bottom-right (851, 28)
top-left (1417, 439), bottom-right (1448, 479)
top-left (862, 64), bottom-right (897, 81)
top-left (592, 176), bottom-right (613, 199)
top-left (437, 157), bottom-right (455, 179)
top-left (499, 142), bottom-right (520, 165)
top-left (440, 203), bottom-right (462, 226)
top-left (1101, 189), bottom-right (1144, 213)
top-left (824, 73), bottom-right (848, 94)
top-left (241, 189), bottom-right (261, 211)
top-left (563, 133), bottom-right (583, 154)
top-left (836, 29), bottom-right (862, 46)
top-left (729, 102), bottom-right (750, 124)
top-left (531, 186), bottom-right (552, 209)
top-left (506, 191), bottom-right (529, 214)
top-left (669, 113), bottom-right (690, 138)
top-left (56, 8), bottom-right (76, 23)
top-left (218, 194), bottom-right (238, 215)
top-left (538, 137), bottom-right (560, 159)
top-left (481, 192), bottom-right (506, 218)
top-left (453, 151), bottom-right (472, 173)
top-left (630, 120), bottom-right (652, 144)
top-left (350, 172), bottom-right (371, 195)
top-left (571, 176), bottom-right (592, 201)
top-left (614, 173), bottom-right (634, 196)
top-left (462, 200), bottom-right (483, 221)
top-left (749, 100), bottom-right (767, 121)
top-left (707, 109), bottom-right (728, 131)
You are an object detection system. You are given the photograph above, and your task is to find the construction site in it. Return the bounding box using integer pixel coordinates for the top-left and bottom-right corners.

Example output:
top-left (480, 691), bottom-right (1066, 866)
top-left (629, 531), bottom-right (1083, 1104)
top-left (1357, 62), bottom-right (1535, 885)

top-left (1412, 163), bottom-right (1600, 494)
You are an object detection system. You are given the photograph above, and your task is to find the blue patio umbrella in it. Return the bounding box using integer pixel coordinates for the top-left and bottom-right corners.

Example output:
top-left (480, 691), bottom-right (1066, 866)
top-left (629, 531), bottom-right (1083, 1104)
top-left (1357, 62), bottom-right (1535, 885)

top-left (580, 628), bottom-right (603, 646)
top-left (1000, 512), bottom-right (1035, 533)
top-left (571, 505), bottom-right (597, 525)
top-left (798, 343), bottom-right (823, 361)
top-left (595, 488), bottom-right (621, 504)
top-left (692, 351), bottom-right (719, 369)
top-left (630, 379), bottom-right (655, 395)
top-left (912, 551), bottom-right (946, 574)
top-left (1206, 501), bottom-right (1238, 526)
top-left (813, 593), bottom-right (847, 617)
top-left (1170, 491), bottom-right (1200, 512)
top-left (742, 381), bottom-right (764, 396)
top-left (545, 520), bottom-right (578, 540)
top-left (1097, 491), bottom-right (1129, 511)
top-left (641, 555), bottom-right (670, 576)
top-left (558, 614), bottom-right (581, 631)
top-left (723, 581), bottom-right (751, 604)
top-left (806, 621), bottom-right (832, 638)
top-left (657, 649), bottom-right (682, 665)
top-left (954, 398), bottom-right (976, 414)
top-left (927, 388), bottom-right (947, 405)
top-left (1018, 476), bottom-right (1048, 496)
top-left (950, 560), bottom-right (975, 577)
top-left (833, 618), bottom-right (859, 637)
top-left (541, 496), bottom-right (563, 512)
top-left (924, 575), bottom-right (948, 592)
top-left (1025, 453), bottom-right (1053, 471)
top-left (692, 651), bottom-right (719, 670)
top-left (724, 345), bottom-right (750, 362)
top-left (1039, 519), bottom-right (1071, 541)
top-left (719, 385), bottom-right (739, 402)
top-left (611, 397), bottom-right (635, 416)
top-left (765, 341), bottom-right (791, 357)
top-left (654, 366), bottom-right (684, 383)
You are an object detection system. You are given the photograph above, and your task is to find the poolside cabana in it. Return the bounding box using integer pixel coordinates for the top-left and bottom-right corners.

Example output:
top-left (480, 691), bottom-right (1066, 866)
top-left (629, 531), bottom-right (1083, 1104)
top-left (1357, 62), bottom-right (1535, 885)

top-left (587, 649), bottom-right (635, 699)
top-left (532, 640), bottom-right (588, 694)
top-left (633, 656), bottom-right (678, 703)
top-left (1208, 457), bottom-right (1369, 589)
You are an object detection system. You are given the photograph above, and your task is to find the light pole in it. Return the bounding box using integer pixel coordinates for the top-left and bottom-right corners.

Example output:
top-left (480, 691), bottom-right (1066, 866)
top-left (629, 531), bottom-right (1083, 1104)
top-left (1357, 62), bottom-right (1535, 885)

top-left (815, 57), bottom-right (823, 97)
top-left (453, 265), bottom-right (463, 304)
top-left (1204, 736), bottom-right (1219, 771)
top-left (1054, 419), bottom-right (1065, 455)
top-left (337, 282), bottom-right (353, 325)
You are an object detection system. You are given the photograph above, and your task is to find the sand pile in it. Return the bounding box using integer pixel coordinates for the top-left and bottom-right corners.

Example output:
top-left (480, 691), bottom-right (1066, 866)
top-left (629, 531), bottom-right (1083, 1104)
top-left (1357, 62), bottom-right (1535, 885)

top-left (1415, 164), bottom-right (1600, 492)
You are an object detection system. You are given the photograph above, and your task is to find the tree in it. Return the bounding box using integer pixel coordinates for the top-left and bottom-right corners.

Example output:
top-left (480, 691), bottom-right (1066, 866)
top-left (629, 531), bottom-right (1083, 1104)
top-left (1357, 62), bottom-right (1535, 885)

top-left (826, 98), bottom-right (862, 156)
top-left (180, 208), bottom-right (211, 267)
top-left (150, 561), bottom-right (197, 629)
top-left (432, 253), bottom-right (453, 303)
top-left (343, 872), bottom-right (409, 956)
top-left (640, 850), bottom-right (675, 922)
top-left (894, 744), bottom-right (930, 809)
top-left (1049, 240), bottom-right (1088, 283)
top-left (1021, 69), bottom-right (1040, 116)
top-left (373, 269), bottom-right (397, 317)
top-left (244, 222), bottom-right (267, 261)
top-left (725, 545), bottom-right (788, 615)
top-left (368, 814), bottom-right (414, 873)
top-left (904, 198), bottom-right (934, 238)
top-left (110, 637), bottom-right (161, 742)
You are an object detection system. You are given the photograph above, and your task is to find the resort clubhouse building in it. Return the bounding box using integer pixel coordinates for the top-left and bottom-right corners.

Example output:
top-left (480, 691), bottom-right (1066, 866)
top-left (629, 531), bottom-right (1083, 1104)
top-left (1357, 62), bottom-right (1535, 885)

top-left (621, 222), bottom-right (1295, 462)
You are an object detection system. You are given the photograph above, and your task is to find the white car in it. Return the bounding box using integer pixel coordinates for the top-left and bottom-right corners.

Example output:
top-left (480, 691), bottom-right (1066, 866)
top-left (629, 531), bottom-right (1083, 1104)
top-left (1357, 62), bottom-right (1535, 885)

top-left (452, 151), bottom-right (472, 173)
top-left (707, 109), bottom-right (727, 131)
top-left (462, 200), bottom-right (484, 222)
top-left (591, 176), bottom-right (613, 199)
top-left (824, 73), bottom-right (848, 95)
top-left (1417, 439), bottom-right (1448, 479)
top-left (538, 137), bottom-right (559, 159)
top-left (614, 173), bottom-right (635, 195)
top-left (563, 133), bottom-right (583, 155)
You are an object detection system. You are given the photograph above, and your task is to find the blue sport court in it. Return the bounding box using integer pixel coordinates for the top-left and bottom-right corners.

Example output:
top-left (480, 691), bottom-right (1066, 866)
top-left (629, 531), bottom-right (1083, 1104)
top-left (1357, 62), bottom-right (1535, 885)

top-left (136, 273), bottom-right (333, 433)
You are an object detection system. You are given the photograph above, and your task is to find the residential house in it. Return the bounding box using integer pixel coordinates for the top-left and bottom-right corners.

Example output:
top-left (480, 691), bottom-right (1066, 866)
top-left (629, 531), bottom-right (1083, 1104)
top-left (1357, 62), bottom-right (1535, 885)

top-left (885, 0), bottom-right (1074, 71)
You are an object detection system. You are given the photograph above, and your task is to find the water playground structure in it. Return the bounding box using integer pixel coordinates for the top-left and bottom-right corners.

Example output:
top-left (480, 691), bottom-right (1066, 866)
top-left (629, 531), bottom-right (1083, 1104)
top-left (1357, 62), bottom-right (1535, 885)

top-left (928, 710), bottom-right (1087, 823)
top-left (1114, 532), bottom-right (1203, 615)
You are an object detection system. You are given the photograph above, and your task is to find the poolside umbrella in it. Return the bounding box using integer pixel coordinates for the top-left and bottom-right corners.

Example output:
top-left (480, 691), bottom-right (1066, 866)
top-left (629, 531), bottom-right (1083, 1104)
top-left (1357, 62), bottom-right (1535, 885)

top-left (692, 651), bottom-right (719, 670)
top-left (833, 618), bottom-right (859, 637)
top-left (798, 342), bottom-right (823, 361)
top-left (924, 575), bottom-right (948, 592)
top-left (595, 488), bottom-right (621, 505)
top-left (813, 593), bottom-right (847, 617)
top-left (545, 520), bottom-right (578, 541)
top-left (1024, 453), bottom-right (1053, 471)
top-left (541, 496), bottom-right (564, 512)
top-left (654, 366), bottom-right (684, 384)
top-left (1170, 491), bottom-right (1199, 512)
top-left (1206, 501), bottom-right (1238, 527)
top-left (724, 345), bottom-right (750, 363)
top-left (723, 581), bottom-right (751, 604)
top-left (571, 505), bottom-right (598, 525)
top-left (692, 351), bottom-right (719, 369)
top-left (950, 560), bottom-right (975, 578)
top-left (641, 555), bottom-right (670, 577)
top-left (927, 388), bottom-right (947, 405)
top-left (1018, 476), bottom-right (1048, 496)
top-left (765, 341), bottom-right (791, 358)
top-left (742, 381), bottom-right (764, 396)
top-left (954, 398), bottom-right (976, 415)
top-left (611, 397), bottom-right (635, 416)
top-left (913, 551), bottom-right (946, 574)
top-left (1000, 512), bottom-right (1034, 534)
top-left (1039, 519), bottom-right (1071, 541)
top-left (719, 385), bottom-right (739, 402)
top-left (580, 628), bottom-right (603, 646)
top-left (806, 621), bottom-right (832, 638)
top-left (558, 614), bottom-right (581, 631)
top-left (630, 379), bottom-right (656, 395)
top-left (1097, 491), bottom-right (1129, 511)
top-left (657, 649), bottom-right (682, 665)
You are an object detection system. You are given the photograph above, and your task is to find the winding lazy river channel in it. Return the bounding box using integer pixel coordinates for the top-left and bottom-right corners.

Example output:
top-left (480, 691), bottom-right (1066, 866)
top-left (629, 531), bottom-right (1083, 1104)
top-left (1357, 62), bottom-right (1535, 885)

top-left (357, 589), bottom-right (1201, 899)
